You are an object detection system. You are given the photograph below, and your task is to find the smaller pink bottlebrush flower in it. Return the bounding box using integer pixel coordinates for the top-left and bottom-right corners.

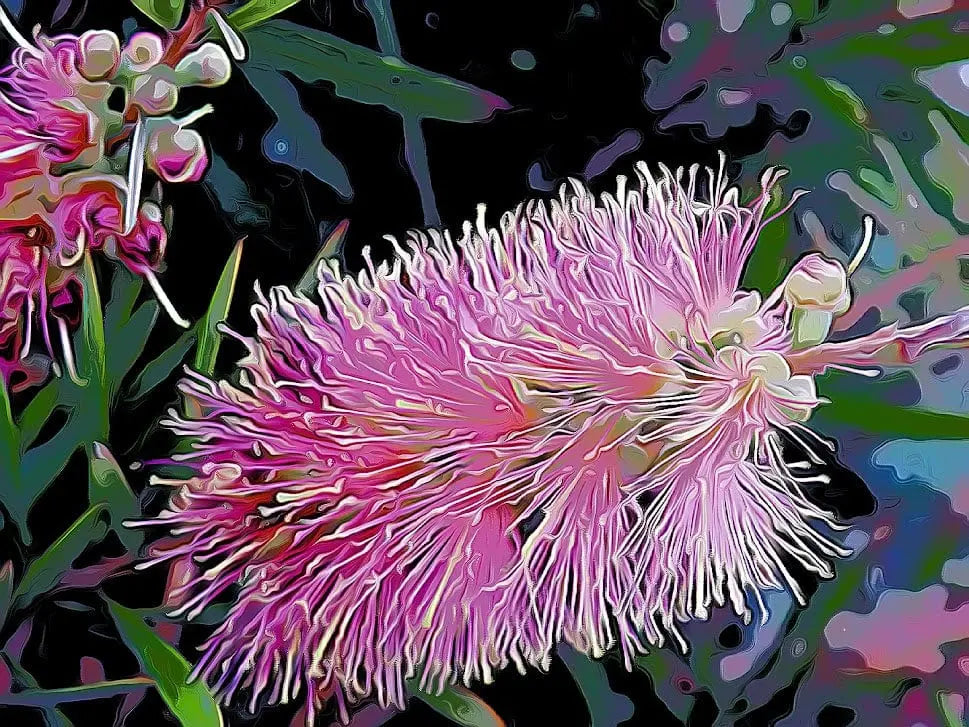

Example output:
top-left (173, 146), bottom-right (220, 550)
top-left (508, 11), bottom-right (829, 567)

top-left (0, 3), bottom-right (242, 385)
top-left (135, 157), bottom-right (969, 723)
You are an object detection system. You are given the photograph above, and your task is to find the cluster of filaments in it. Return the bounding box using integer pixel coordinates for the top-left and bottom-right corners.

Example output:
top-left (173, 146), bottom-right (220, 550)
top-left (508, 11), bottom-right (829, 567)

top-left (139, 158), bottom-right (913, 722)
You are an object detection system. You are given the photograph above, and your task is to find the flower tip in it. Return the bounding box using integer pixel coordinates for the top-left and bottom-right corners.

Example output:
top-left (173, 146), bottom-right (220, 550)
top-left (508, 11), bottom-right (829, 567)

top-left (846, 215), bottom-right (874, 275)
top-left (208, 9), bottom-right (247, 62)
top-left (145, 271), bottom-right (191, 328)
top-left (124, 113), bottom-right (148, 236)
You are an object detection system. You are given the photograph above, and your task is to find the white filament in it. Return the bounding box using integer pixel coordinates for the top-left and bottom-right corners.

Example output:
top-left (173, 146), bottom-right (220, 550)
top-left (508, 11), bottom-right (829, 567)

top-left (847, 215), bottom-right (874, 275)
top-left (124, 113), bottom-right (147, 236)
top-left (0, 4), bottom-right (37, 54)
top-left (57, 317), bottom-right (86, 385)
top-left (145, 270), bottom-right (191, 328)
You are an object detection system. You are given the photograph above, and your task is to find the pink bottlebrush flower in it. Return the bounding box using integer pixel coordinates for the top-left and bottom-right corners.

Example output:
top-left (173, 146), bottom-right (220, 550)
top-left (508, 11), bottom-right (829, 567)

top-left (136, 158), bottom-right (969, 720)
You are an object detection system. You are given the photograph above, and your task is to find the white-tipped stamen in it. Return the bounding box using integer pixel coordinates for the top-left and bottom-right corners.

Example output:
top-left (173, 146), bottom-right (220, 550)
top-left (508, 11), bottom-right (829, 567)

top-left (58, 228), bottom-right (86, 267)
top-left (124, 112), bottom-right (147, 236)
top-left (847, 215), bottom-right (874, 275)
top-left (208, 9), bottom-right (246, 61)
top-left (178, 103), bottom-right (215, 128)
top-left (19, 297), bottom-right (33, 359)
top-left (57, 317), bottom-right (87, 386)
top-left (0, 4), bottom-right (37, 54)
top-left (0, 140), bottom-right (40, 161)
top-left (145, 270), bottom-right (191, 328)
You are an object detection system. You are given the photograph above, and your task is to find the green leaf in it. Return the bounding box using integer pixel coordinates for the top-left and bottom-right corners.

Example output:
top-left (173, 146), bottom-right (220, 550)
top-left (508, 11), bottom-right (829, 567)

top-left (297, 219), bottom-right (349, 295)
top-left (244, 21), bottom-right (510, 122)
top-left (105, 301), bottom-right (161, 386)
top-left (410, 683), bottom-right (504, 727)
top-left (741, 183), bottom-right (793, 295)
top-left (814, 372), bottom-right (969, 440)
top-left (632, 651), bottom-right (696, 722)
top-left (88, 443), bottom-right (143, 551)
top-left (814, 395), bottom-right (969, 440)
top-left (243, 65), bottom-right (353, 197)
top-left (13, 505), bottom-right (110, 613)
top-left (106, 599), bottom-right (222, 727)
top-left (131, 0), bottom-right (185, 29)
top-left (558, 646), bottom-right (633, 727)
top-left (202, 154), bottom-right (270, 229)
top-left (0, 378), bottom-right (18, 478)
top-left (78, 253), bottom-right (107, 395)
top-left (127, 326), bottom-right (197, 402)
top-left (103, 265), bottom-right (145, 334)
top-left (195, 239), bottom-right (244, 376)
top-left (228, 0), bottom-right (302, 32)
top-left (17, 380), bottom-right (61, 448)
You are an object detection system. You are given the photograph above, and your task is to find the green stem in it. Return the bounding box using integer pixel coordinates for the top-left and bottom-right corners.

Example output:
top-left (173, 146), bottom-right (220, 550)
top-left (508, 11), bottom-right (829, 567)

top-left (0, 677), bottom-right (153, 706)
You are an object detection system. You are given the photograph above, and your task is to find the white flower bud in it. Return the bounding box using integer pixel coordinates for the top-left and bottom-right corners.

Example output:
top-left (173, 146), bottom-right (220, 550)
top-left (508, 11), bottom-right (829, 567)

top-left (131, 73), bottom-right (179, 115)
top-left (121, 32), bottom-right (164, 73)
top-left (79, 30), bottom-right (120, 80)
top-left (174, 42), bottom-right (232, 88)
top-left (782, 254), bottom-right (850, 315)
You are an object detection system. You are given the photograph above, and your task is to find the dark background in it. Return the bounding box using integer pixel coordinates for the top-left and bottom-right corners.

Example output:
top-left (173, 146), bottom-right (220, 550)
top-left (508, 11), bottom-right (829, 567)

top-left (0, 2), bottom-right (854, 725)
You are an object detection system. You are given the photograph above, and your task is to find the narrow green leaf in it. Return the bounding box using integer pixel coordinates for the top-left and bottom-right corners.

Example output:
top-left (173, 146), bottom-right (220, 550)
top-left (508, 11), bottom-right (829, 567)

top-left (0, 377), bottom-right (18, 476)
top-left (103, 265), bottom-right (146, 334)
top-left (814, 372), bottom-right (969, 439)
top-left (0, 678), bottom-right (152, 707)
top-left (410, 683), bottom-right (504, 727)
top-left (130, 0), bottom-right (185, 29)
top-left (18, 420), bottom-right (86, 517)
top-left (104, 303), bottom-right (160, 388)
top-left (229, 0), bottom-right (302, 31)
top-left (244, 21), bottom-right (510, 123)
top-left (815, 395), bottom-right (969, 439)
top-left (195, 239), bottom-right (244, 376)
top-left (126, 326), bottom-right (198, 402)
top-left (938, 690), bottom-right (965, 727)
top-left (17, 380), bottom-right (62, 448)
top-left (13, 505), bottom-right (109, 612)
top-left (297, 219), bottom-right (349, 295)
top-left (88, 443), bottom-right (143, 551)
top-left (243, 65), bottom-right (353, 196)
top-left (78, 253), bottom-right (106, 391)
top-left (106, 599), bottom-right (222, 727)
